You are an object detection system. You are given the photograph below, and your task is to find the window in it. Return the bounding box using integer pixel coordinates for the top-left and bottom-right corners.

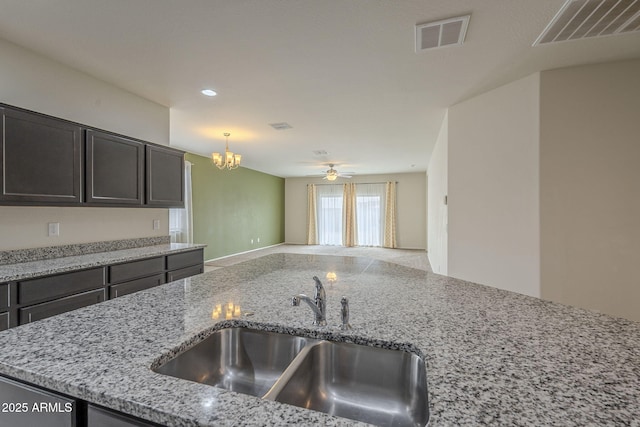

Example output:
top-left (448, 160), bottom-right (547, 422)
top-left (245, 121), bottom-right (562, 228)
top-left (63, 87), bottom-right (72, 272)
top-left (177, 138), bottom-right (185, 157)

top-left (169, 161), bottom-right (193, 243)
top-left (356, 184), bottom-right (385, 246)
top-left (316, 185), bottom-right (343, 245)
top-left (314, 183), bottom-right (388, 247)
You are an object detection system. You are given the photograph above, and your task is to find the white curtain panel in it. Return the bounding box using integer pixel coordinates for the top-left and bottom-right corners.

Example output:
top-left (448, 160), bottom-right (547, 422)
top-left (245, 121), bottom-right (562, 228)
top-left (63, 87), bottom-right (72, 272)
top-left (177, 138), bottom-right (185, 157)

top-left (316, 184), bottom-right (344, 245)
top-left (355, 183), bottom-right (385, 247)
top-left (169, 161), bottom-right (193, 243)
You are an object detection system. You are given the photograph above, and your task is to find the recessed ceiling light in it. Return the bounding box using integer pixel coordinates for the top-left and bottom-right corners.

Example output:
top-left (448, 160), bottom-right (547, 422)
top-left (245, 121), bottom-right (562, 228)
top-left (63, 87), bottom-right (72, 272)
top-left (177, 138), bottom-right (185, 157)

top-left (201, 89), bottom-right (217, 97)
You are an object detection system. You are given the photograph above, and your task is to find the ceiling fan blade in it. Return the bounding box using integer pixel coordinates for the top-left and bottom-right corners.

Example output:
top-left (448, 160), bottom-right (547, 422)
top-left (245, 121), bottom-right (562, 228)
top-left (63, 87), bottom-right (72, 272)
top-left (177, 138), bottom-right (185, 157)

top-left (340, 175), bottom-right (353, 178)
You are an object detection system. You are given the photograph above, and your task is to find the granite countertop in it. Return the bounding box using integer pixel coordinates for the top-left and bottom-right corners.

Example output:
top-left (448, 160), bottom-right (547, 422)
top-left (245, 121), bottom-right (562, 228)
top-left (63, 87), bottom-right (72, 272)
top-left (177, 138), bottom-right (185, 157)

top-left (0, 253), bottom-right (639, 426)
top-left (0, 243), bottom-right (207, 282)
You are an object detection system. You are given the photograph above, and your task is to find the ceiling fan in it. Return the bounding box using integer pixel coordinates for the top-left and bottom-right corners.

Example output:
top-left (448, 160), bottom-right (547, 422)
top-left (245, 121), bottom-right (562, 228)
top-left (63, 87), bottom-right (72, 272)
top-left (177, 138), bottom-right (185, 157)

top-left (322, 164), bottom-right (352, 181)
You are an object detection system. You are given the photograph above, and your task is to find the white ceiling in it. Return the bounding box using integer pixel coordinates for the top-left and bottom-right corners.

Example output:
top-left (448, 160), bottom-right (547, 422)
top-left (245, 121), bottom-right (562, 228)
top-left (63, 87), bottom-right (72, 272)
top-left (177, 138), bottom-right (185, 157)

top-left (0, 0), bottom-right (639, 178)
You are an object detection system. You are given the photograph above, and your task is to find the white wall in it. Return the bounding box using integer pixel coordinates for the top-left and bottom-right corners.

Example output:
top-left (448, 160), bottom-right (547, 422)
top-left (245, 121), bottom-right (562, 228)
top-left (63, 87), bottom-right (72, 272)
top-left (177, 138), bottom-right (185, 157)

top-left (285, 172), bottom-right (427, 249)
top-left (0, 38), bottom-right (171, 250)
top-left (448, 73), bottom-right (540, 297)
top-left (427, 112), bottom-right (448, 275)
top-left (539, 59), bottom-right (640, 321)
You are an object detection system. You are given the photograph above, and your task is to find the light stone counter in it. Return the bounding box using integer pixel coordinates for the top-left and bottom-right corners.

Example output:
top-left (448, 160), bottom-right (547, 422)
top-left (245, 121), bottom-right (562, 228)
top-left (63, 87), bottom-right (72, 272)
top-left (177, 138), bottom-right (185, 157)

top-left (0, 253), bottom-right (638, 426)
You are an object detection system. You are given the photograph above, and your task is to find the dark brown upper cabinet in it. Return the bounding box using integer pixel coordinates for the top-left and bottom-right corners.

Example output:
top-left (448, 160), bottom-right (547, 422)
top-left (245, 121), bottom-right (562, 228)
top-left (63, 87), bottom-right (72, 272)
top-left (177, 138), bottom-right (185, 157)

top-left (0, 106), bottom-right (82, 205)
top-left (146, 144), bottom-right (184, 208)
top-left (85, 130), bottom-right (144, 206)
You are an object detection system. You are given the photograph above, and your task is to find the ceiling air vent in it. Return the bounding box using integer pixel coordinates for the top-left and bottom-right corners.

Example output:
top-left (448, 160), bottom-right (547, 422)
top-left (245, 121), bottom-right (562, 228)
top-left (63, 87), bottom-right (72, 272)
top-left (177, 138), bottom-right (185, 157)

top-left (534, 0), bottom-right (640, 45)
top-left (269, 122), bottom-right (293, 130)
top-left (415, 15), bottom-right (470, 52)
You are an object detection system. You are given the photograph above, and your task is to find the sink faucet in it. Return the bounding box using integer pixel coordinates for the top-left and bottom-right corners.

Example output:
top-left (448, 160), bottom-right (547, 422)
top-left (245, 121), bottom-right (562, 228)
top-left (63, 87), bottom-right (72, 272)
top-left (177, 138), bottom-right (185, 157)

top-left (340, 296), bottom-right (352, 330)
top-left (292, 276), bottom-right (327, 326)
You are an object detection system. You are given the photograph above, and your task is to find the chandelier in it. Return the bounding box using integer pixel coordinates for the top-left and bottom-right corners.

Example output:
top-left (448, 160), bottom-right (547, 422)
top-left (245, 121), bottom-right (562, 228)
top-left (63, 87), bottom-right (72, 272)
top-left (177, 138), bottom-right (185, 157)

top-left (212, 132), bottom-right (241, 170)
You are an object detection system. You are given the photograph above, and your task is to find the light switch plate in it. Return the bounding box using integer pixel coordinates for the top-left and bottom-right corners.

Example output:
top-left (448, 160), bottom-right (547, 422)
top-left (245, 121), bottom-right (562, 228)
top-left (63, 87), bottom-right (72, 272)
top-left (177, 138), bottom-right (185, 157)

top-left (153, 219), bottom-right (160, 230)
top-left (48, 222), bottom-right (60, 237)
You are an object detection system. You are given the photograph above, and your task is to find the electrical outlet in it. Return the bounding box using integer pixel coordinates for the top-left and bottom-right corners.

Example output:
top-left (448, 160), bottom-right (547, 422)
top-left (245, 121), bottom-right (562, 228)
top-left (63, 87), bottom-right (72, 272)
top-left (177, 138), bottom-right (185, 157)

top-left (251, 239), bottom-right (254, 244)
top-left (48, 222), bottom-right (60, 237)
top-left (153, 219), bottom-right (160, 230)
top-left (257, 237), bottom-right (260, 243)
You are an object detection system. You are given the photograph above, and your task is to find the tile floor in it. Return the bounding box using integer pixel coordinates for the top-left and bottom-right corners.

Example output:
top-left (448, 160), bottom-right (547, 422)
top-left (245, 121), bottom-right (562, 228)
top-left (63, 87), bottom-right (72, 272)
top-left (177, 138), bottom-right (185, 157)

top-left (204, 244), bottom-right (431, 273)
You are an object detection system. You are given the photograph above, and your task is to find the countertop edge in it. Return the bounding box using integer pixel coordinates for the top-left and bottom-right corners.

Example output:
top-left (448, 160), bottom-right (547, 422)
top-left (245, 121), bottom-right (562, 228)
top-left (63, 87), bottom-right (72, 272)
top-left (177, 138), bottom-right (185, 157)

top-left (0, 243), bottom-right (207, 282)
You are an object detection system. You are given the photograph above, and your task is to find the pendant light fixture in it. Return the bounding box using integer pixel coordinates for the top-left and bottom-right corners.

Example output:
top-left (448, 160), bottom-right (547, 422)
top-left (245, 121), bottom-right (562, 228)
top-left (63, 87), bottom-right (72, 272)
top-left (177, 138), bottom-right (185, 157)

top-left (212, 132), bottom-right (241, 170)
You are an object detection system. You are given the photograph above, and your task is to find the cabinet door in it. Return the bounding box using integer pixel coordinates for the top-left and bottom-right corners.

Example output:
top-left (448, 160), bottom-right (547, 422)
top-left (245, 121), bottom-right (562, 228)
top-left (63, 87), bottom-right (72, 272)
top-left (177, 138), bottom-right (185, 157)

top-left (88, 404), bottom-right (160, 426)
top-left (167, 264), bottom-right (203, 282)
top-left (19, 288), bottom-right (106, 324)
top-left (85, 130), bottom-right (144, 205)
top-left (0, 283), bottom-right (8, 310)
top-left (166, 249), bottom-right (204, 271)
top-left (145, 145), bottom-right (184, 207)
top-left (109, 257), bottom-right (165, 284)
top-left (0, 312), bottom-right (8, 331)
top-left (0, 106), bottom-right (82, 205)
top-left (109, 273), bottom-right (166, 299)
top-left (0, 376), bottom-right (77, 427)
top-left (18, 267), bottom-right (105, 306)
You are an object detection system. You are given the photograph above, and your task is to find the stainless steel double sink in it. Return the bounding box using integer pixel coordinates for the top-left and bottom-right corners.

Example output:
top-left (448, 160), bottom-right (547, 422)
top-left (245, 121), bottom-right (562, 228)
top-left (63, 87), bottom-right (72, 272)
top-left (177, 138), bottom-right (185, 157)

top-left (153, 327), bottom-right (429, 426)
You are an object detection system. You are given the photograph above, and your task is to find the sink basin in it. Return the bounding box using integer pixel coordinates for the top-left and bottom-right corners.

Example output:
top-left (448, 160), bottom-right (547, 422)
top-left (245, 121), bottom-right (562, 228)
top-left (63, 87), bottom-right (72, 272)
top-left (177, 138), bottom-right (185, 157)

top-left (265, 341), bottom-right (429, 427)
top-left (153, 328), bottom-right (316, 397)
top-left (153, 327), bottom-right (429, 426)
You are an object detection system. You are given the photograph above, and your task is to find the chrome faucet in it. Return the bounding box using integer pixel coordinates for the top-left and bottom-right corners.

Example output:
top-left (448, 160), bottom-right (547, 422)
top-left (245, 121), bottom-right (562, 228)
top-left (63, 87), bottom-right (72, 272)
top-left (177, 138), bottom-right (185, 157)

top-left (291, 276), bottom-right (327, 326)
top-left (340, 296), bottom-right (352, 330)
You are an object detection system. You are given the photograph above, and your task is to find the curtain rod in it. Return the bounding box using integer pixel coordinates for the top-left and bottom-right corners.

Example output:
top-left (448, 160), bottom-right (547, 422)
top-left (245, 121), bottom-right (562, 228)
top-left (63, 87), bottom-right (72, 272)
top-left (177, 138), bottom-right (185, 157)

top-left (309, 181), bottom-right (398, 186)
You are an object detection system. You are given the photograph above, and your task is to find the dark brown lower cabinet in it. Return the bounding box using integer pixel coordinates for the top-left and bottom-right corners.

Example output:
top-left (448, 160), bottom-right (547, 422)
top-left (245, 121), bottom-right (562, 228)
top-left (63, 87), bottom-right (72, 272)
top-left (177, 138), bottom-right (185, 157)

top-left (18, 268), bottom-right (105, 306)
top-left (109, 273), bottom-right (166, 299)
top-left (0, 375), bottom-right (164, 427)
top-left (87, 404), bottom-right (161, 427)
top-left (166, 248), bottom-right (204, 281)
top-left (0, 312), bottom-right (8, 331)
top-left (19, 289), bottom-right (106, 325)
top-left (0, 376), bottom-right (78, 427)
top-left (3, 249), bottom-right (203, 331)
top-left (167, 264), bottom-right (204, 282)
top-left (0, 283), bottom-right (8, 310)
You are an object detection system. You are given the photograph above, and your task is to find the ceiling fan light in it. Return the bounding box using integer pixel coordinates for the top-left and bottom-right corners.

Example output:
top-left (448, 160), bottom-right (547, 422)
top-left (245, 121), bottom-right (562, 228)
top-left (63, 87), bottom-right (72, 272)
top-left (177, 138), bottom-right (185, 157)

top-left (326, 174), bottom-right (338, 181)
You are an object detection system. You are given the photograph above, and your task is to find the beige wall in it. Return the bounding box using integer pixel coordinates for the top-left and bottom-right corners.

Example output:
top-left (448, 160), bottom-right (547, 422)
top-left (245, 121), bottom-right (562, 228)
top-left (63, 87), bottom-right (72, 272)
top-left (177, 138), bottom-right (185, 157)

top-left (0, 38), bottom-right (172, 250)
top-left (447, 73), bottom-right (540, 297)
top-left (0, 207), bottom-right (168, 251)
top-left (539, 59), bottom-right (640, 321)
top-left (427, 112), bottom-right (448, 275)
top-left (285, 172), bottom-right (427, 249)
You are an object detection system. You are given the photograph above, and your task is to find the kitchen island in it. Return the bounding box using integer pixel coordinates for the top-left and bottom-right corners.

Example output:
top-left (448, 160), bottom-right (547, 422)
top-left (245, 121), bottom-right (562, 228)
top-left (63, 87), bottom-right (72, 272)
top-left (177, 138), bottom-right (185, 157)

top-left (0, 253), bottom-right (638, 426)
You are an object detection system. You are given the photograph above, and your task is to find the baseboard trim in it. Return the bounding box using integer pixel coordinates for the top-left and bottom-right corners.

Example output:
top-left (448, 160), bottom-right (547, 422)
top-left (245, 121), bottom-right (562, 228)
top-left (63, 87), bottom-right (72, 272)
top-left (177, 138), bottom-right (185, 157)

top-left (204, 243), bottom-right (285, 264)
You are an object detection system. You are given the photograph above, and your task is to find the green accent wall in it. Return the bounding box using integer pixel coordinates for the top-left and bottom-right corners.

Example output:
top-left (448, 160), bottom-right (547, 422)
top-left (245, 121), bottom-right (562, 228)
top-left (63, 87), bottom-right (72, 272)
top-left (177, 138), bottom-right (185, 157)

top-left (186, 153), bottom-right (285, 260)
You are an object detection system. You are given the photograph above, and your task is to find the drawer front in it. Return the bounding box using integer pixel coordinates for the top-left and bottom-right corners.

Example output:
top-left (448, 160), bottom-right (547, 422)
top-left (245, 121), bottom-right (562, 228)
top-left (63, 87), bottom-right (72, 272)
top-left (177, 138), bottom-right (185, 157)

top-left (0, 283), bottom-right (8, 310)
top-left (0, 312), bottom-right (8, 331)
top-left (19, 288), bottom-right (105, 325)
top-left (18, 268), bottom-right (105, 305)
top-left (0, 375), bottom-right (77, 427)
top-left (88, 404), bottom-right (160, 427)
top-left (109, 256), bottom-right (165, 284)
top-left (166, 249), bottom-right (203, 271)
top-left (109, 273), bottom-right (166, 299)
top-left (167, 264), bottom-right (203, 282)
